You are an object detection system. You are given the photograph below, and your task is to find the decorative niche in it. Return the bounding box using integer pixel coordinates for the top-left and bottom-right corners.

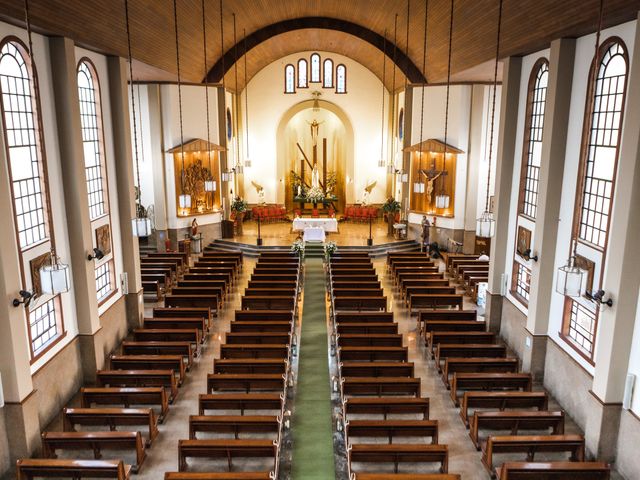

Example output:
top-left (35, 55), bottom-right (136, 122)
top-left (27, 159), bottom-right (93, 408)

top-left (405, 139), bottom-right (461, 217)
top-left (168, 139), bottom-right (225, 217)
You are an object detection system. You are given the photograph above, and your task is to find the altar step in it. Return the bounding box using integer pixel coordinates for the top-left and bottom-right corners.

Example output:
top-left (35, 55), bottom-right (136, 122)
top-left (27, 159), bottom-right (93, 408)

top-left (304, 243), bottom-right (325, 258)
top-left (206, 239), bottom-right (421, 258)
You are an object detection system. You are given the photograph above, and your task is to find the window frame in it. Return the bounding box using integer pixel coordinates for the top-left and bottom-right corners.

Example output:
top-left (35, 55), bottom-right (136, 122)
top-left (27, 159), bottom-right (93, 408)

top-left (310, 53), bottom-right (321, 83)
top-left (561, 37), bottom-right (629, 362)
top-left (323, 58), bottom-right (334, 88)
top-left (297, 58), bottom-right (308, 89)
top-left (284, 63), bottom-right (296, 94)
top-left (0, 36), bottom-right (65, 361)
top-left (335, 63), bottom-right (347, 94)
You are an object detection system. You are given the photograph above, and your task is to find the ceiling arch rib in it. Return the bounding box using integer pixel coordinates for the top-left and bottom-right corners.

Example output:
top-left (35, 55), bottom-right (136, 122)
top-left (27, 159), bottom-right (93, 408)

top-left (208, 17), bottom-right (426, 92)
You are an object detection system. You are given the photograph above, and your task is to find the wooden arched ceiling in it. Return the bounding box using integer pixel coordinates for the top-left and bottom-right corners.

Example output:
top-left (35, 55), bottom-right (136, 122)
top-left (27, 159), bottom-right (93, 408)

top-left (0, 0), bottom-right (637, 86)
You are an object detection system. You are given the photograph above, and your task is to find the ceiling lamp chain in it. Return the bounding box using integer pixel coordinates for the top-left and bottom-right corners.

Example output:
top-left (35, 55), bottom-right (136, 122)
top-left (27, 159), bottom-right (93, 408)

top-left (387, 13), bottom-right (398, 175)
top-left (378, 29), bottom-right (387, 168)
top-left (414, 0), bottom-right (429, 196)
top-left (244, 29), bottom-right (251, 168)
top-left (232, 13), bottom-right (243, 175)
top-left (476, 0), bottom-right (502, 238)
top-left (436, 0), bottom-right (453, 210)
top-left (201, 0), bottom-right (216, 196)
top-left (556, 0), bottom-right (605, 298)
top-left (22, 0), bottom-right (70, 295)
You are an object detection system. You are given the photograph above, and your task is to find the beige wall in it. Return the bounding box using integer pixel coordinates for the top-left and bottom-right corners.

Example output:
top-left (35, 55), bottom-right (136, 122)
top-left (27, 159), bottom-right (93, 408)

top-left (96, 296), bottom-right (129, 361)
top-left (499, 298), bottom-right (527, 360)
top-left (616, 411), bottom-right (640, 479)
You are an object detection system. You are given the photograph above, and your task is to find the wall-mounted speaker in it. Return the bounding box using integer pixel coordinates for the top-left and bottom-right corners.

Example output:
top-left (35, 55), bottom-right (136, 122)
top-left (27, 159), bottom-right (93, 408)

top-left (623, 373), bottom-right (635, 410)
top-left (120, 272), bottom-right (129, 295)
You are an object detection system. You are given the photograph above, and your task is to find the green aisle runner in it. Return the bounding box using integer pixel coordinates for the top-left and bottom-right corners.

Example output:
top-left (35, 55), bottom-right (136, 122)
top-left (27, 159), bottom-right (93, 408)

top-left (291, 257), bottom-right (335, 479)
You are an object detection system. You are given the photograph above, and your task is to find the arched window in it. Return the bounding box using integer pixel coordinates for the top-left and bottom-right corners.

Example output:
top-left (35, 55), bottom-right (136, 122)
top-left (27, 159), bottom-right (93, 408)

top-left (310, 53), bottom-right (321, 83)
top-left (323, 58), bottom-right (333, 88)
top-left (284, 64), bottom-right (295, 93)
top-left (297, 59), bottom-right (308, 88)
top-left (77, 59), bottom-right (115, 304)
top-left (562, 39), bottom-right (628, 360)
top-left (510, 59), bottom-right (548, 308)
top-left (0, 38), bottom-right (62, 358)
top-left (336, 64), bottom-right (347, 94)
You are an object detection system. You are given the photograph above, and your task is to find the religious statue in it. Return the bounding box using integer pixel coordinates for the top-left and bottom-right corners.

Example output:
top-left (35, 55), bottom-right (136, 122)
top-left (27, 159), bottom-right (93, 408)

top-left (420, 169), bottom-right (444, 204)
top-left (307, 119), bottom-right (324, 147)
top-left (191, 218), bottom-right (199, 237)
top-left (311, 162), bottom-right (320, 188)
top-left (421, 215), bottom-right (431, 253)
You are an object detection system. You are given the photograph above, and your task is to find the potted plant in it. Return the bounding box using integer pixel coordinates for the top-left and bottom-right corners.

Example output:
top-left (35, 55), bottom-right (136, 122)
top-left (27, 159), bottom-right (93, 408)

top-left (231, 196), bottom-right (248, 235)
top-left (382, 197), bottom-right (401, 236)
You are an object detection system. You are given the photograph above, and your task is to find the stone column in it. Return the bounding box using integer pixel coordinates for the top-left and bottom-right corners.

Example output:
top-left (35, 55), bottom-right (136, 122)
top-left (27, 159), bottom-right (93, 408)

top-left (485, 56), bottom-right (521, 332)
top-left (585, 14), bottom-right (640, 461)
top-left (524, 38), bottom-right (576, 378)
top-left (49, 37), bottom-right (103, 382)
top-left (107, 56), bottom-right (142, 329)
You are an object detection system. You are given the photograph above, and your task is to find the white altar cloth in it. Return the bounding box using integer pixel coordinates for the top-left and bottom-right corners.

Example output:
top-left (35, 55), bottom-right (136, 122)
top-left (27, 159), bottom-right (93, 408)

top-left (292, 217), bottom-right (338, 233)
top-left (303, 227), bottom-right (326, 242)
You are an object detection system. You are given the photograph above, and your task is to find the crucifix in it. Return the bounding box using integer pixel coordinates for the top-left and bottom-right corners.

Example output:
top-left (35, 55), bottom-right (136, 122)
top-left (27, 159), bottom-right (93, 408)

top-left (419, 160), bottom-right (448, 204)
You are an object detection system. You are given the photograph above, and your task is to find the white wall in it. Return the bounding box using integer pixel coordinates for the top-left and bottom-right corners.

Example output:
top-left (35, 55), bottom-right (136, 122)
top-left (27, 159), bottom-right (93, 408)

top-left (547, 20), bottom-right (636, 373)
top-left (240, 51), bottom-right (390, 206)
top-left (626, 288), bottom-right (640, 414)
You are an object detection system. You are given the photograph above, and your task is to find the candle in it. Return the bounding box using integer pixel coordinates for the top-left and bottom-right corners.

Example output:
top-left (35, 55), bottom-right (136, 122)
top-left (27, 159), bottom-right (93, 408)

top-left (297, 185), bottom-right (301, 196)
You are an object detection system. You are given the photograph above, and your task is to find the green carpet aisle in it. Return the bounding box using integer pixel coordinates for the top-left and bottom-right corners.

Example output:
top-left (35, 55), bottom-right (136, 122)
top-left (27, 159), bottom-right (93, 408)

top-left (291, 257), bottom-right (335, 479)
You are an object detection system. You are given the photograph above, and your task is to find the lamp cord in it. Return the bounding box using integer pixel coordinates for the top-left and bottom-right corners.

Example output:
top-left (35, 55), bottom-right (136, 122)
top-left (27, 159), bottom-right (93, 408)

top-left (173, 0), bottom-right (186, 194)
top-left (390, 13), bottom-right (398, 168)
top-left (202, 0), bottom-right (212, 172)
top-left (380, 29), bottom-right (386, 165)
top-left (485, 0), bottom-right (503, 213)
top-left (418, 0), bottom-right (429, 181)
top-left (444, 0), bottom-right (454, 171)
top-left (233, 13), bottom-right (240, 170)
top-left (244, 28), bottom-right (249, 160)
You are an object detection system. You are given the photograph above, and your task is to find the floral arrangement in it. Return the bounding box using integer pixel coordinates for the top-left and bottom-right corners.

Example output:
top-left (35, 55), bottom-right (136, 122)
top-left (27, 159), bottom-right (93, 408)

top-left (324, 241), bottom-right (338, 259)
top-left (305, 186), bottom-right (325, 203)
top-left (230, 196), bottom-right (248, 213)
top-left (291, 239), bottom-right (305, 258)
top-left (382, 197), bottom-right (401, 213)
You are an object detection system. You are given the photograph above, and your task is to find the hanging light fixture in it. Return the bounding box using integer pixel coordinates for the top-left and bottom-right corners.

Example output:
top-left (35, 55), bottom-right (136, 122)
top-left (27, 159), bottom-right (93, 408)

top-left (22, 0), bottom-right (71, 294)
top-left (172, 0), bottom-right (191, 213)
top-left (556, 0), bottom-right (605, 298)
top-left (387, 13), bottom-right (399, 175)
top-left (378, 29), bottom-right (388, 168)
top-left (232, 13), bottom-right (243, 176)
top-left (476, 0), bottom-right (502, 238)
top-left (243, 29), bottom-right (251, 168)
top-left (201, 0), bottom-right (218, 204)
top-left (123, 0), bottom-right (152, 237)
top-left (413, 0), bottom-right (429, 201)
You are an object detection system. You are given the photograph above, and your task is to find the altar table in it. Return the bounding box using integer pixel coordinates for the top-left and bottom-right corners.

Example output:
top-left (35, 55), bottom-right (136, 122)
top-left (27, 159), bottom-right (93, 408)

top-left (303, 227), bottom-right (326, 242)
top-left (292, 217), bottom-right (338, 233)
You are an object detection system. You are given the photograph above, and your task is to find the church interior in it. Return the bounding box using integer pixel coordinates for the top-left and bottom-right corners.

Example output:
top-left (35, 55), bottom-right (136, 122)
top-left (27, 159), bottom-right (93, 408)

top-left (0, 0), bottom-right (640, 479)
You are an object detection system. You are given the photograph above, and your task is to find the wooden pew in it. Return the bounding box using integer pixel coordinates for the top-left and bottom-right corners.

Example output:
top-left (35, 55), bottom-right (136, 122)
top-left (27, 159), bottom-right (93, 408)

top-left (198, 393), bottom-right (284, 415)
top-left (334, 296), bottom-right (387, 312)
top-left (332, 281), bottom-right (382, 290)
top-left (332, 288), bottom-right (385, 298)
top-left (343, 397), bottom-right (430, 420)
top-left (177, 439), bottom-right (277, 472)
top-left (225, 332), bottom-right (291, 345)
top-left (470, 410), bottom-right (565, 450)
top-left (331, 256), bottom-right (372, 263)
top-left (141, 267), bottom-right (172, 284)
top-left (241, 296), bottom-right (296, 311)
top-left (248, 280), bottom-right (298, 290)
top-left (110, 355), bottom-right (186, 385)
top-left (409, 294), bottom-right (464, 313)
top-left (339, 362), bottom-right (414, 377)
top-left (404, 286), bottom-right (457, 305)
top-left (329, 275), bottom-right (380, 284)
top-left (441, 358), bottom-right (520, 388)
top-left (234, 310), bottom-right (294, 322)
top-left (423, 321), bottom-right (486, 337)
top-left (165, 295), bottom-right (219, 317)
top-left (244, 288), bottom-right (297, 298)
top-left (165, 472), bottom-right (273, 480)
top-left (427, 331), bottom-right (496, 356)
top-left (418, 309), bottom-right (477, 331)
top-left (178, 279), bottom-right (229, 296)
top-left (230, 321), bottom-right (293, 334)
top-left (450, 373), bottom-right (532, 406)
top-left (346, 419), bottom-right (439, 444)
top-left (140, 258), bottom-right (179, 274)
top-left (482, 434), bottom-right (585, 474)
top-left (434, 344), bottom-right (507, 371)
top-left (348, 444), bottom-right (448, 474)
top-left (97, 369), bottom-right (179, 403)
top-left (341, 377), bottom-right (421, 397)
top-left (142, 280), bottom-right (162, 300)
top-left (214, 359), bottom-right (288, 375)
top-left (62, 407), bottom-right (159, 447)
top-left (497, 461), bottom-right (610, 480)
top-left (132, 329), bottom-right (201, 352)
top-left (337, 334), bottom-right (403, 347)
top-left (443, 253), bottom-right (479, 273)
top-left (122, 340), bottom-right (194, 365)
top-left (394, 266), bottom-right (439, 283)
top-left (251, 273), bottom-right (299, 282)
top-left (220, 344), bottom-right (289, 359)
top-left (141, 319), bottom-right (207, 341)
top-left (207, 373), bottom-right (286, 393)
top-left (335, 312), bottom-right (394, 323)
top-left (189, 415), bottom-right (280, 440)
top-left (16, 459), bottom-right (131, 480)
top-left (81, 387), bottom-right (169, 422)
top-left (337, 323), bottom-right (399, 335)
top-left (460, 391), bottom-right (549, 426)
top-left (354, 474), bottom-right (460, 480)
top-left (338, 346), bottom-right (408, 362)
top-left (41, 431), bottom-right (146, 473)
top-left (154, 307), bottom-right (211, 330)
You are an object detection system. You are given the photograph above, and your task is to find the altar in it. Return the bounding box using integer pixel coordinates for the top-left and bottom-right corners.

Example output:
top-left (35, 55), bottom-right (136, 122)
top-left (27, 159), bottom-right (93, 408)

top-left (292, 217), bottom-right (338, 242)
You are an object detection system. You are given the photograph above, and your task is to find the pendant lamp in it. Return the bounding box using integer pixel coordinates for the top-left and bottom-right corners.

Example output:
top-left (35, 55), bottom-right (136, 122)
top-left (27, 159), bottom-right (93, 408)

top-left (201, 0), bottom-right (218, 201)
top-left (387, 14), bottom-right (398, 173)
top-left (23, 0), bottom-right (71, 294)
top-left (476, 0), bottom-right (502, 238)
top-left (378, 29), bottom-right (388, 168)
top-left (243, 29), bottom-right (251, 169)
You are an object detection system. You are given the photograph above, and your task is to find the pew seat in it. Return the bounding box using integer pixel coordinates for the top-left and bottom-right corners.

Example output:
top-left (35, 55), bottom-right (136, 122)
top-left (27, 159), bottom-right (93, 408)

top-left (199, 393), bottom-right (284, 415)
top-left (340, 362), bottom-right (414, 378)
top-left (110, 355), bottom-right (185, 385)
top-left (496, 461), bottom-right (610, 480)
top-left (441, 358), bottom-right (520, 388)
top-left (338, 333), bottom-right (404, 347)
top-left (97, 369), bottom-right (179, 403)
top-left (230, 321), bottom-right (293, 333)
top-left (165, 472), bottom-right (274, 480)
top-left (460, 391), bottom-right (549, 426)
top-left (343, 397), bottom-right (430, 420)
top-left (81, 387), bottom-right (169, 422)
top-left (16, 459), bottom-right (131, 479)
top-left (346, 420), bottom-right (439, 444)
top-left (354, 474), bottom-right (461, 480)
top-left (348, 444), bottom-right (448, 474)
top-left (224, 332), bottom-right (291, 345)
top-left (189, 415), bottom-right (280, 440)
top-left (178, 439), bottom-right (277, 472)
top-left (450, 373), bottom-right (532, 406)
top-left (214, 359), bottom-right (288, 375)
top-left (133, 328), bottom-right (201, 349)
top-left (337, 323), bottom-right (399, 335)
top-left (435, 345), bottom-right (507, 372)
top-left (341, 377), bottom-right (421, 397)
top-left (207, 374), bottom-right (285, 393)
top-left (338, 346), bottom-right (408, 362)
top-left (220, 344), bottom-right (289, 359)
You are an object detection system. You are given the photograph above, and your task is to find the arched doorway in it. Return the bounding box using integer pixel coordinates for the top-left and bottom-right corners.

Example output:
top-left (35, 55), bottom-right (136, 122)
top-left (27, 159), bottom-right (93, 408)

top-left (276, 99), bottom-right (354, 214)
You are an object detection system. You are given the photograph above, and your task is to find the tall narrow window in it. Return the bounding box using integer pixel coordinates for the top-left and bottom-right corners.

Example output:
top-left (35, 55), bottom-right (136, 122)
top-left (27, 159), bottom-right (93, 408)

top-left (310, 53), bottom-right (320, 83)
top-left (77, 59), bottom-right (116, 305)
top-left (297, 59), bottom-right (308, 88)
top-left (518, 59), bottom-right (548, 220)
top-left (78, 61), bottom-right (108, 220)
top-left (336, 64), bottom-right (347, 94)
top-left (323, 58), bottom-right (333, 88)
top-left (562, 39), bottom-right (628, 360)
top-left (0, 38), bottom-right (63, 358)
top-left (284, 64), bottom-right (295, 93)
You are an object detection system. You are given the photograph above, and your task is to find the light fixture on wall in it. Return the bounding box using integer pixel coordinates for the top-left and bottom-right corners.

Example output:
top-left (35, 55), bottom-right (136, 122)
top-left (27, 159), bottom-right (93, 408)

top-left (23, 0), bottom-right (71, 295)
top-left (476, 0), bottom-right (502, 239)
top-left (204, 180), bottom-right (217, 192)
top-left (12, 290), bottom-right (36, 308)
top-left (87, 248), bottom-right (105, 261)
top-left (378, 29), bottom-right (387, 168)
top-left (585, 289), bottom-right (613, 307)
top-left (243, 29), bottom-right (251, 168)
top-left (124, 0), bottom-right (152, 237)
top-left (520, 248), bottom-right (538, 262)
